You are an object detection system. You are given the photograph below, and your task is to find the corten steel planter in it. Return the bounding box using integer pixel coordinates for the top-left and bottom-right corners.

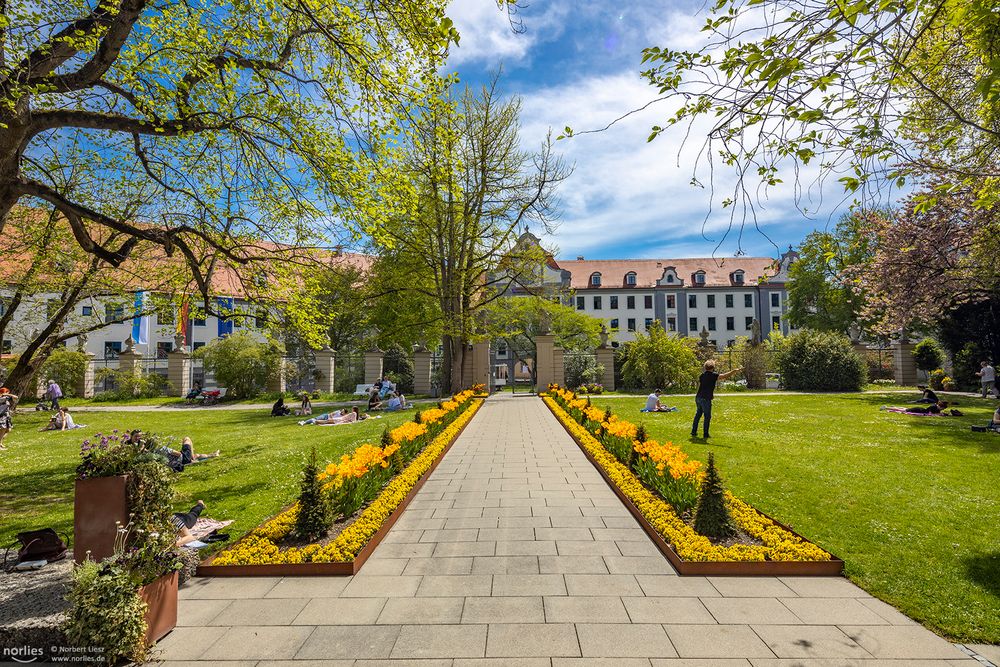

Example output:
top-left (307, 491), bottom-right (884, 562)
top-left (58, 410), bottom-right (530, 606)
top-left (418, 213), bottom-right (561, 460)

top-left (140, 571), bottom-right (178, 644)
top-left (545, 400), bottom-right (845, 577)
top-left (73, 475), bottom-right (129, 564)
top-left (196, 401), bottom-right (481, 577)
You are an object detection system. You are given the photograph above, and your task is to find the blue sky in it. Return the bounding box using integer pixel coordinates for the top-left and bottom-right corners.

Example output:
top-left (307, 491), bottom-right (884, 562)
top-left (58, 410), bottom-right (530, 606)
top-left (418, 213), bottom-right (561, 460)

top-left (444, 0), bottom-right (852, 261)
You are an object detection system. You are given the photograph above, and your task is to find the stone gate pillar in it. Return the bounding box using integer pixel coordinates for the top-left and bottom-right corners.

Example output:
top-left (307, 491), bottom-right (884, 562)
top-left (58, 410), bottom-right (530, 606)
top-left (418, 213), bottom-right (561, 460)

top-left (116, 337), bottom-right (141, 376)
top-left (166, 334), bottom-right (191, 397)
top-left (471, 341), bottom-right (490, 390)
top-left (76, 353), bottom-right (96, 399)
top-left (535, 334), bottom-right (555, 389)
top-left (893, 340), bottom-right (918, 386)
top-left (552, 346), bottom-right (565, 387)
top-left (413, 346), bottom-right (433, 395)
top-left (364, 347), bottom-right (384, 385)
top-left (314, 348), bottom-right (336, 394)
top-left (596, 346), bottom-right (616, 391)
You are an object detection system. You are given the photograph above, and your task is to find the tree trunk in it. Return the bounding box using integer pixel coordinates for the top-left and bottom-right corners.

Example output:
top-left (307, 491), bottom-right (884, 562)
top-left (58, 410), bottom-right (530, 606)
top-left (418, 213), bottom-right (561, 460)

top-left (0, 98), bottom-right (31, 236)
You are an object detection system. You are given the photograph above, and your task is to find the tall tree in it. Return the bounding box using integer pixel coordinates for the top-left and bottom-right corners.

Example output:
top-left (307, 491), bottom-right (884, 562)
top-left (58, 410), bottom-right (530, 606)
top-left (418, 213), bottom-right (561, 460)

top-left (379, 76), bottom-right (570, 391)
top-left (787, 214), bottom-right (875, 334)
top-left (1, 0), bottom-right (462, 305)
top-left (586, 0), bottom-right (1000, 244)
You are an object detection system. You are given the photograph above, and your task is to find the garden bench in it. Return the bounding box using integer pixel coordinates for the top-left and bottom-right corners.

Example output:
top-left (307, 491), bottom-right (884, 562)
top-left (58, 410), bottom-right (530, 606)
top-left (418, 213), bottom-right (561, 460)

top-left (353, 384), bottom-right (373, 397)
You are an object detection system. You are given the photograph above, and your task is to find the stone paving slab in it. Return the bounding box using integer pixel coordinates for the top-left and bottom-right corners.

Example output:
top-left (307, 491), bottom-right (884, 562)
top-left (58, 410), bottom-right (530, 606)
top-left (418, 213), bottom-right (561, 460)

top-left (161, 395), bottom-right (981, 665)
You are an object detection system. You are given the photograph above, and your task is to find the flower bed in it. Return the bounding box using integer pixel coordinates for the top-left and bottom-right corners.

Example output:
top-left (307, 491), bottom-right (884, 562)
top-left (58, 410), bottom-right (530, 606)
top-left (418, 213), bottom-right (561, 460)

top-left (198, 392), bottom-right (483, 576)
top-left (544, 388), bottom-right (842, 575)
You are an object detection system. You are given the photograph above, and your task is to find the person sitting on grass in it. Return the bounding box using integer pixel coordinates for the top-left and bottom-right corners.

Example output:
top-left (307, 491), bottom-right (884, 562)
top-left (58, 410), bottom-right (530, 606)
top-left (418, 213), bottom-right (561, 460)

top-left (385, 392), bottom-right (407, 412)
top-left (911, 386), bottom-right (939, 404)
top-left (368, 387), bottom-right (383, 411)
top-left (271, 393), bottom-right (291, 417)
top-left (990, 406), bottom-right (1000, 431)
top-left (295, 392), bottom-right (313, 416)
top-left (40, 407), bottom-right (84, 431)
top-left (643, 389), bottom-right (676, 412)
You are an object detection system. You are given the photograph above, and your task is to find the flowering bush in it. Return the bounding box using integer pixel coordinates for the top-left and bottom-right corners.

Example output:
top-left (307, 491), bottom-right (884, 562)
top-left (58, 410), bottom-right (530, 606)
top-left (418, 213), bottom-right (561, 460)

top-left (212, 391), bottom-right (480, 566)
top-left (471, 383), bottom-right (487, 395)
top-left (544, 390), bottom-right (830, 562)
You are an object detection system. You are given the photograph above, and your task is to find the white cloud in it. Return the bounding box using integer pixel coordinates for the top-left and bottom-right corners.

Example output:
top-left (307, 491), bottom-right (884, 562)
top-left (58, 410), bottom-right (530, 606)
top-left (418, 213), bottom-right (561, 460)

top-left (445, 0), bottom-right (570, 67)
top-left (517, 69), bottom-right (840, 260)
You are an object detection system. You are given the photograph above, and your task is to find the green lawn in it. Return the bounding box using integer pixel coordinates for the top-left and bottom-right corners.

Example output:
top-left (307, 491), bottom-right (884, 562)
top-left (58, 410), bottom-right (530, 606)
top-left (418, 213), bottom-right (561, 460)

top-left (593, 391), bottom-right (1000, 643)
top-left (0, 407), bottom-right (417, 556)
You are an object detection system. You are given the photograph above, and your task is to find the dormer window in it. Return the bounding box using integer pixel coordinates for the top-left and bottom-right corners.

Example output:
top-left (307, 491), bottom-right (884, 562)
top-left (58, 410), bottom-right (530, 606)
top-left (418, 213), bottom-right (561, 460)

top-left (733, 271), bottom-right (745, 284)
top-left (590, 272), bottom-right (602, 287)
top-left (694, 271), bottom-right (706, 285)
top-left (666, 274), bottom-right (674, 283)
top-left (625, 272), bottom-right (637, 286)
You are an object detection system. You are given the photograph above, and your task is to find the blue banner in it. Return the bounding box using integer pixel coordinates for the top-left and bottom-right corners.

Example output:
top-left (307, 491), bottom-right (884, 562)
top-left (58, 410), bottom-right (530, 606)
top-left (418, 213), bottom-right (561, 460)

top-left (131, 292), bottom-right (148, 345)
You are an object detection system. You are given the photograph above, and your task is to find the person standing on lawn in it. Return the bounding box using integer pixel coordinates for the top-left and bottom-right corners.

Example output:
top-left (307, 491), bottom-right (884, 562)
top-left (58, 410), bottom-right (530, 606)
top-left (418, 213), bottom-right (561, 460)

top-left (691, 360), bottom-right (743, 439)
top-left (976, 361), bottom-right (996, 398)
top-left (0, 387), bottom-right (18, 450)
top-left (45, 379), bottom-right (63, 411)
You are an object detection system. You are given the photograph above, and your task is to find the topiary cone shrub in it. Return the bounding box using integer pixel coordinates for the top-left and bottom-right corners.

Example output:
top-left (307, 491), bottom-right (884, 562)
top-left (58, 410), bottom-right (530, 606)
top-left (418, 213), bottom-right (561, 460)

top-left (295, 446), bottom-right (332, 541)
top-left (693, 452), bottom-right (736, 539)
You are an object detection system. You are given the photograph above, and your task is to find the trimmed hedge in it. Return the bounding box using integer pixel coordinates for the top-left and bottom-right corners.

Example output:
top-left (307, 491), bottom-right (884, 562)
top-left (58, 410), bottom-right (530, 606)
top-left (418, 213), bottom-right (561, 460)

top-left (774, 329), bottom-right (867, 391)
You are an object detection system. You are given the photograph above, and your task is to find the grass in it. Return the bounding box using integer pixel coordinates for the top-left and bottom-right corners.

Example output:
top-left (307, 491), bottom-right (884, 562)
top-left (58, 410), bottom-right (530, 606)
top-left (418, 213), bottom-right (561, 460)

top-left (0, 407), bottom-right (418, 557)
top-left (590, 391), bottom-right (1000, 643)
top-left (60, 391), bottom-right (433, 408)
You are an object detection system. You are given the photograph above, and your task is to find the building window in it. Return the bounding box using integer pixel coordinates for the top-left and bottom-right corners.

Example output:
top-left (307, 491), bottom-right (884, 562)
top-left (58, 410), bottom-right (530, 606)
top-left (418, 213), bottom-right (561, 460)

top-left (156, 341), bottom-right (173, 359)
top-left (590, 273), bottom-right (602, 287)
top-left (726, 316), bottom-right (735, 331)
top-left (192, 341), bottom-right (206, 351)
top-left (771, 293), bottom-right (780, 308)
top-left (497, 343), bottom-right (508, 357)
top-left (745, 294), bottom-right (753, 308)
top-left (666, 316), bottom-right (676, 331)
top-left (666, 295), bottom-right (676, 309)
top-left (666, 273), bottom-right (675, 283)
top-left (254, 309), bottom-right (268, 328)
top-left (627, 318), bottom-right (636, 332)
top-left (0, 299), bottom-right (7, 316)
top-left (707, 294), bottom-right (716, 308)
top-left (694, 272), bottom-right (706, 285)
top-left (104, 341), bottom-right (122, 359)
top-left (745, 316), bottom-right (754, 330)
top-left (81, 305), bottom-right (93, 317)
top-left (576, 296), bottom-right (585, 310)
top-left (1, 340), bottom-right (11, 355)
top-left (105, 304), bottom-right (124, 324)
top-left (626, 295), bottom-right (635, 309)
top-left (708, 317), bottom-right (717, 331)
top-left (610, 318), bottom-right (619, 330)
top-left (610, 295), bottom-right (619, 310)
top-left (733, 271), bottom-right (745, 284)
top-left (725, 294), bottom-right (734, 308)
top-left (688, 294), bottom-right (697, 308)
top-left (689, 317), bottom-right (698, 331)
top-left (772, 315), bottom-right (781, 329)
top-left (626, 272), bottom-right (637, 286)
top-left (593, 296), bottom-right (602, 309)
top-left (644, 317), bottom-right (653, 330)
top-left (157, 309), bottom-right (175, 326)
top-left (644, 295), bottom-right (653, 309)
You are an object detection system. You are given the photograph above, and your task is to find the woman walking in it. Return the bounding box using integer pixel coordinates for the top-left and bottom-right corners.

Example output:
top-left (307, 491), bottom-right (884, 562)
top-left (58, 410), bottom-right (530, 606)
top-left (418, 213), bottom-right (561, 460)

top-left (0, 387), bottom-right (19, 450)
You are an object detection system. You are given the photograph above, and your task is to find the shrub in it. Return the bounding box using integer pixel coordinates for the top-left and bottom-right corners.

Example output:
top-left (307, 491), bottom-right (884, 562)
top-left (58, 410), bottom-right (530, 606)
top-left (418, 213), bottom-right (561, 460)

top-left (93, 368), bottom-right (170, 401)
top-left (772, 329), bottom-right (867, 391)
top-left (928, 368), bottom-right (947, 390)
top-left (619, 324), bottom-right (700, 391)
top-left (382, 343), bottom-right (415, 393)
top-left (295, 447), bottom-right (332, 541)
top-left (952, 342), bottom-right (984, 391)
top-left (65, 560), bottom-right (149, 665)
top-left (693, 452), bottom-right (736, 540)
top-left (913, 339), bottom-right (945, 373)
top-left (194, 330), bottom-right (284, 398)
top-left (40, 348), bottom-right (88, 397)
top-left (565, 353), bottom-right (604, 388)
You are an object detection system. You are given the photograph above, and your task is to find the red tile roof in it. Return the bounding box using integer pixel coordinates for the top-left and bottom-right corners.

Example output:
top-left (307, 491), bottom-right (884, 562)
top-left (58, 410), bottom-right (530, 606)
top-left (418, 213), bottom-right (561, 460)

top-left (555, 257), bottom-right (779, 289)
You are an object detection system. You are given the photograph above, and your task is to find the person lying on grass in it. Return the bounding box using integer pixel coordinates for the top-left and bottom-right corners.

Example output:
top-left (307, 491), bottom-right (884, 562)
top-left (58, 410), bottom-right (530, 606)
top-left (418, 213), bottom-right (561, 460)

top-left (173, 500), bottom-right (228, 547)
top-left (157, 436), bottom-right (220, 468)
top-left (882, 401), bottom-right (961, 415)
top-left (643, 389), bottom-right (677, 413)
top-left (911, 386), bottom-right (939, 404)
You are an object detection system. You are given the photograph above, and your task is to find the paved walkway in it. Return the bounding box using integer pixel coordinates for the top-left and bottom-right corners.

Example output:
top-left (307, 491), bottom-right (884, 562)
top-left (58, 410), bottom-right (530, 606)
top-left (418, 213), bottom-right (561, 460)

top-left (159, 394), bottom-right (977, 666)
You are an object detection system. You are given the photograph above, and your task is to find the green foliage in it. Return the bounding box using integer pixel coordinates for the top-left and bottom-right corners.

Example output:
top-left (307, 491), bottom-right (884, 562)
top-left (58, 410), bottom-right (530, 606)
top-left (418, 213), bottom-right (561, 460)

top-left (65, 561), bottom-right (149, 665)
top-left (913, 339), bottom-right (946, 373)
top-left (773, 330), bottom-right (867, 392)
top-left (93, 369), bottom-right (171, 401)
top-left (929, 368), bottom-right (947, 391)
top-left (732, 337), bottom-right (771, 389)
top-left (787, 215), bottom-right (876, 333)
top-left (693, 453), bottom-right (736, 540)
top-left (193, 331), bottom-right (283, 399)
top-left (619, 324), bottom-right (700, 391)
top-left (295, 447), bottom-right (332, 542)
top-left (565, 353), bottom-right (604, 389)
top-left (40, 349), bottom-right (88, 398)
top-left (382, 343), bottom-right (415, 393)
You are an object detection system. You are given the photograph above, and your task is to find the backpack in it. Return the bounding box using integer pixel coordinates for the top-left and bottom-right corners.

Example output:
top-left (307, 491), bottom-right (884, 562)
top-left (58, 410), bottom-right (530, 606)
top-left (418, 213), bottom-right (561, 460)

top-left (4, 528), bottom-right (69, 569)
